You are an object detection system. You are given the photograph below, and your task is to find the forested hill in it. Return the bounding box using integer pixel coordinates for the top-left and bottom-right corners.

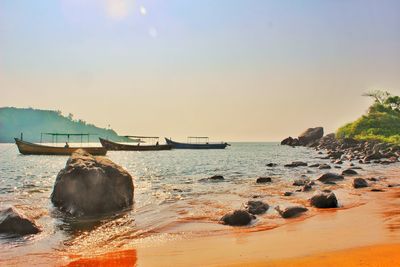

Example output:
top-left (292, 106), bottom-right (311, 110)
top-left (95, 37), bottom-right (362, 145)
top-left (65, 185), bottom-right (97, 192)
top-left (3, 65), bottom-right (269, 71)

top-left (0, 107), bottom-right (127, 143)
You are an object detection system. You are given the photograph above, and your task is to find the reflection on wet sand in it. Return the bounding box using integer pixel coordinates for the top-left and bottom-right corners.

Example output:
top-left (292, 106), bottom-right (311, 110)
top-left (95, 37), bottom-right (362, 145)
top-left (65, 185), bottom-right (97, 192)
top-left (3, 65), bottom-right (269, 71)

top-left (67, 249), bottom-right (137, 267)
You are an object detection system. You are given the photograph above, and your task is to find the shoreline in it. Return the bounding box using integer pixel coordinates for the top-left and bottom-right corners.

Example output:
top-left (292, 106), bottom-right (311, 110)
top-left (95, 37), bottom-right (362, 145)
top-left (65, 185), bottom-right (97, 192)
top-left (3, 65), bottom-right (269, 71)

top-left (64, 167), bottom-right (400, 266)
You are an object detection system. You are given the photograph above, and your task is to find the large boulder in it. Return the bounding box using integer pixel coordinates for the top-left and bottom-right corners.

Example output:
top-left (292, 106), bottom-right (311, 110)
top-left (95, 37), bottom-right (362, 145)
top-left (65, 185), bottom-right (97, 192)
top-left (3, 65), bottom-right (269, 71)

top-left (220, 210), bottom-right (255, 226)
top-left (310, 191), bottom-right (338, 208)
top-left (256, 177), bottom-right (272, 184)
top-left (0, 207), bottom-right (41, 235)
top-left (298, 127), bottom-right (324, 146)
top-left (51, 150), bottom-right (134, 217)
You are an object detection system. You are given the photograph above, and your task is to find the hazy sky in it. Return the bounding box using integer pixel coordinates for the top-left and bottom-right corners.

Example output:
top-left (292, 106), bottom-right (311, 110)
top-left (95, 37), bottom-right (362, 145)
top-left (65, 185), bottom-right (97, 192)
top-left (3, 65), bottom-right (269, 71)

top-left (1, 0), bottom-right (399, 141)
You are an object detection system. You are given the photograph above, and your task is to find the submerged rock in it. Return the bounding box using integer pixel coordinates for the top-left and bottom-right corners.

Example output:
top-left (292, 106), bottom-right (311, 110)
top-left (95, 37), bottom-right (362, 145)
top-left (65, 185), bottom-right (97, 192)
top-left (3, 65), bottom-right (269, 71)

top-left (220, 210), bottom-right (255, 226)
top-left (285, 161), bottom-right (308, 168)
top-left (245, 201), bottom-right (269, 215)
top-left (317, 173), bottom-right (344, 184)
top-left (0, 207), bottom-right (40, 236)
top-left (318, 164), bottom-right (331, 170)
top-left (200, 175), bottom-right (225, 182)
top-left (283, 192), bottom-right (293, 197)
top-left (51, 149), bottom-right (134, 217)
top-left (275, 205), bottom-right (308, 218)
top-left (353, 178), bottom-right (368, 188)
top-left (256, 177), bottom-right (272, 184)
top-left (310, 191), bottom-right (338, 208)
top-left (266, 163), bottom-right (277, 167)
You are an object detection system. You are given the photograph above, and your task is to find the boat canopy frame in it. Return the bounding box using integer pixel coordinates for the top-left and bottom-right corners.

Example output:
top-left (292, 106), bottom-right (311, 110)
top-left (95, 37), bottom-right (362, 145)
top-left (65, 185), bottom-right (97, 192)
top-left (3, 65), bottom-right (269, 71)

top-left (40, 133), bottom-right (96, 144)
top-left (187, 136), bottom-right (209, 144)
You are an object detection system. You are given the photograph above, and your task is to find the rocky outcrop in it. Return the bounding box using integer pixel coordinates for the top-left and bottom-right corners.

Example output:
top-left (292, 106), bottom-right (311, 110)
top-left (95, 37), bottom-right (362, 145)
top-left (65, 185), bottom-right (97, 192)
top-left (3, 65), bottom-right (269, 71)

top-left (310, 191), bottom-right (338, 208)
top-left (353, 178), bottom-right (368, 188)
top-left (0, 207), bottom-right (41, 235)
top-left (245, 201), bottom-right (269, 215)
top-left (51, 149), bottom-right (134, 217)
top-left (298, 127), bottom-right (324, 146)
top-left (220, 210), bottom-right (255, 226)
top-left (275, 205), bottom-right (308, 218)
top-left (284, 161), bottom-right (308, 168)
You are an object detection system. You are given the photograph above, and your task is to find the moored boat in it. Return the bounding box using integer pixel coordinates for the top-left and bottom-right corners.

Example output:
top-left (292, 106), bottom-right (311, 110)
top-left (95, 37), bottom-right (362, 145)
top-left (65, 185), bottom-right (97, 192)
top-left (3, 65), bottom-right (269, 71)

top-left (15, 138), bottom-right (107, 156)
top-left (165, 137), bottom-right (230, 149)
top-left (99, 137), bottom-right (171, 151)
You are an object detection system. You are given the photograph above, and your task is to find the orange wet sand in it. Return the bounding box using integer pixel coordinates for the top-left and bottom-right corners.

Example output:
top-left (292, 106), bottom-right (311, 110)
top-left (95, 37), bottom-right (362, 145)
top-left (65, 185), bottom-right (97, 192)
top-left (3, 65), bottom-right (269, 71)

top-left (229, 243), bottom-right (400, 267)
top-left (67, 249), bottom-right (137, 267)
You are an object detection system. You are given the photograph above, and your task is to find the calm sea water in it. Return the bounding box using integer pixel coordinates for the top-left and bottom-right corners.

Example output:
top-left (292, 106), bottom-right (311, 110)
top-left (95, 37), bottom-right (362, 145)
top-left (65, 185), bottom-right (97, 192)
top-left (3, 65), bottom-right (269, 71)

top-left (0, 142), bottom-right (394, 264)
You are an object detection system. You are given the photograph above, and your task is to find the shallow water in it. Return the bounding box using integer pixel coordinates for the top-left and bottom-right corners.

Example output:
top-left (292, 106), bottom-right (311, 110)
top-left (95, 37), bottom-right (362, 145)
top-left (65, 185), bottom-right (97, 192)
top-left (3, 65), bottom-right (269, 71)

top-left (0, 142), bottom-right (397, 264)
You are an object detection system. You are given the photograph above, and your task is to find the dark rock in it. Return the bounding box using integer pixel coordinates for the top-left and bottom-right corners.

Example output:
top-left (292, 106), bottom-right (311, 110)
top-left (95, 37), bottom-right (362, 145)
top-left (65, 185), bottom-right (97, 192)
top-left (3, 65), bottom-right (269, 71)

top-left (256, 177), bottom-right (272, 184)
top-left (342, 169), bottom-right (358, 176)
top-left (350, 166), bottom-right (363, 170)
top-left (367, 177), bottom-right (378, 182)
top-left (245, 201), bottom-right (269, 215)
top-left (298, 127), bottom-right (324, 146)
top-left (281, 136), bottom-right (294, 146)
top-left (200, 175), bottom-right (225, 182)
top-left (310, 191), bottom-right (338, 208)
top-left (302, 184), bottom-right (313, 192)
top-left (318, 164), bottom-right (331, 170)
top-left (317, 173), bottom-right (344, 184)
top-left (334, 166), bottom-right (342, 169)
top-left (334, 160), bottom-right (343, 164)
top-left (293, 179), bottom-right (307, 186)
top-left (283, 192), bottom-right (293, 196)
top-left (371, 188), bottom-right (385, 192)
top-left (353, 178), bottom-right (368, 188)
top-left (266, 163), bottom-right (277, 167)
top-left (220, 210), bottom-right (255, 226)
top-left (275, 205), bottom-right (308, 218)
top-left (309, 163), bottom-right (320, 168)
top-left (51, 149), bottom-right (134, 217)
top-left (0, 207), bottom-right (41, 235)
top-left (285, 161), bottom-right (308, 168)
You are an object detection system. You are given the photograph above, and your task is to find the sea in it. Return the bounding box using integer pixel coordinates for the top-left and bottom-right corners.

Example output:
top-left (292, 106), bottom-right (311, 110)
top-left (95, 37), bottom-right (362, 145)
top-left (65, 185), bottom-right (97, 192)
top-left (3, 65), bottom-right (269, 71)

top-left (0, 142), bottom-right (396, 265)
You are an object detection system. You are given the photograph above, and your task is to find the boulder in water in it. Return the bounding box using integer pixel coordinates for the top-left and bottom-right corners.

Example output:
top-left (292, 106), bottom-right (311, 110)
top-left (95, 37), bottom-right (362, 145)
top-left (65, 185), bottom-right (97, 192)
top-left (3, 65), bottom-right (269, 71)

top-left (342, 169), bottom-right (358, 176)
top-left (0, 207), bottom-right (41, 236)
top-left (256, 177), bottom-right (272, 184)
top-left (51, 149), bottom-right (134, 217)
top-left (275, 205), bottom-right (308, 218)
top-left (353, 178), bottom-right (368, 188)
top-left (317, 173), bottom-right (344, 184)
top-left (220, 210), bottom-right (255, 226)
top-left (310, 191), bottom-right (338, 208)
top-left (298, 127), bottom-right (324, 146)
top-left (245, 201), bottom-right (269, 215)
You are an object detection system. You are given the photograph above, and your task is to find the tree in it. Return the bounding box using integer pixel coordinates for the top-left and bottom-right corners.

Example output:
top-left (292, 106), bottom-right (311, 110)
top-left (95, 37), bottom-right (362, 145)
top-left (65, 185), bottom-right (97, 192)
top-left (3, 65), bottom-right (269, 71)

top-left (362, 90), bottom-right (390, 104)
top-left (67, 113), bottom-right (74, 120)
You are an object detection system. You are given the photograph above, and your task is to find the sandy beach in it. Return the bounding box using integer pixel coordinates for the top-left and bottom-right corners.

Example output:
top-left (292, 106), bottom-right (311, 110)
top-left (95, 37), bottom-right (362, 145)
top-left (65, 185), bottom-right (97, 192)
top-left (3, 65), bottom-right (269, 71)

top-left (65, 168), bottom-right (400, 267)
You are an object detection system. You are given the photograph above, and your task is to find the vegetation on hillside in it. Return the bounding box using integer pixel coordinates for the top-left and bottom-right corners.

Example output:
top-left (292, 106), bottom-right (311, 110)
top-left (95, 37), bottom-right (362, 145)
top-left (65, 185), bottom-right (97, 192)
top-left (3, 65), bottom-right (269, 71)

top-left (336, 90), bottom-right (400, 144)
top-left (0, 107), bottom-right (129, 143)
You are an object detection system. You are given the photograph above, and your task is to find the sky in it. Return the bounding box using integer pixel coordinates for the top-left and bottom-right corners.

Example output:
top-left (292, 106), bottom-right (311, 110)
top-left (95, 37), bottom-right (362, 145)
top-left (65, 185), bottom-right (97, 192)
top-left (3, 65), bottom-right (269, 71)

top-left (1, 0), bottom-right (400, 141)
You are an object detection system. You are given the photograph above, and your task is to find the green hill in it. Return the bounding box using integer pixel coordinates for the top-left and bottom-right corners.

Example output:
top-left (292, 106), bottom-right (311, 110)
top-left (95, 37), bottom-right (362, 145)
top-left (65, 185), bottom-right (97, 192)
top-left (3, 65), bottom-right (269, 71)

top-left (0, 107), bottom-right (128, 143)
top-left (336, 91), bottom-right (400, 145)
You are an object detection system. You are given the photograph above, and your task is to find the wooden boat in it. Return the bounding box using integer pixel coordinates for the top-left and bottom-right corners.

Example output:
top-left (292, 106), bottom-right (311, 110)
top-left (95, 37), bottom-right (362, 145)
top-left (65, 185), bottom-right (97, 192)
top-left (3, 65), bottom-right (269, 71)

top-left (99, 137), bottom-right (172, 151)
top-left (165, 137), bottom-right (230, 149)
top-left (15, 138), bottom-right (107, 156)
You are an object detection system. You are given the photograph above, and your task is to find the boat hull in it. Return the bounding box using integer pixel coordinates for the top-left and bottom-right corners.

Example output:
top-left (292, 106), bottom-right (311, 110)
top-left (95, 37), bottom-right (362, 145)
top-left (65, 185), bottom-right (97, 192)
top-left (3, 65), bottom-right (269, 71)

top-left (99, 138), bottom-right (171, 151)
top-left (165, 138), bottom-right (229, 149)
top-left (15, 138), bottom-right (107, 156)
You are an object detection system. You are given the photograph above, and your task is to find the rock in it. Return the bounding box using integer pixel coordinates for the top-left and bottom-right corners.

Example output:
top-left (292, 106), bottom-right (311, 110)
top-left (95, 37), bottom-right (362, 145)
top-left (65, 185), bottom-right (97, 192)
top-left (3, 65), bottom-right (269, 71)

top-left (293, 179), bottom-right (307, 186)
top-left (342, 169), bottom-right (358, 176)
top-left (298, 127), bottom-right (324, 146)
top-left (310, 191), bottom-right (338, 208)
top-left (334, 160), bottom-right (343, 164)
top-left (51, 150), bottom-right (134, 217)
top-left (285, 161), bottom-right (308, 168)
top-left (0, 207), bottom-right (40, 235)
top-left (318, 164), bottom-right (331, 170)
top-left (309, 163), bottom-right (320, 168)
top-left (245, 201), bottom-right (269, 215)
top-left (350, 166), bottom-right (363, 170)
top-left (364, 152), bottom-right (383, 161)
top-left (367, 177), bottom-right (379, 182)
top-left (266, 163), bottom-right (277, 167)
top-left (371, 188), bottom-right (385, 192)
top-left (302, 184), bottom-right (313, 192)
top-left (281, 136), bottom-right (294, 146)
top-left (275, 205), bottom-right (308, 218)
top-left (353, 178), bottom-right (368, 188)
top-left (317, 173), bottom-right (344, 184)
top-left (256, 177), bottom-right (272, 184)
top-left (220, 210), bottom-right (255, 226)
top-left (200, 175), bottom-right (225, 182)
top-left (283, 192), bottom-right (293, 196)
